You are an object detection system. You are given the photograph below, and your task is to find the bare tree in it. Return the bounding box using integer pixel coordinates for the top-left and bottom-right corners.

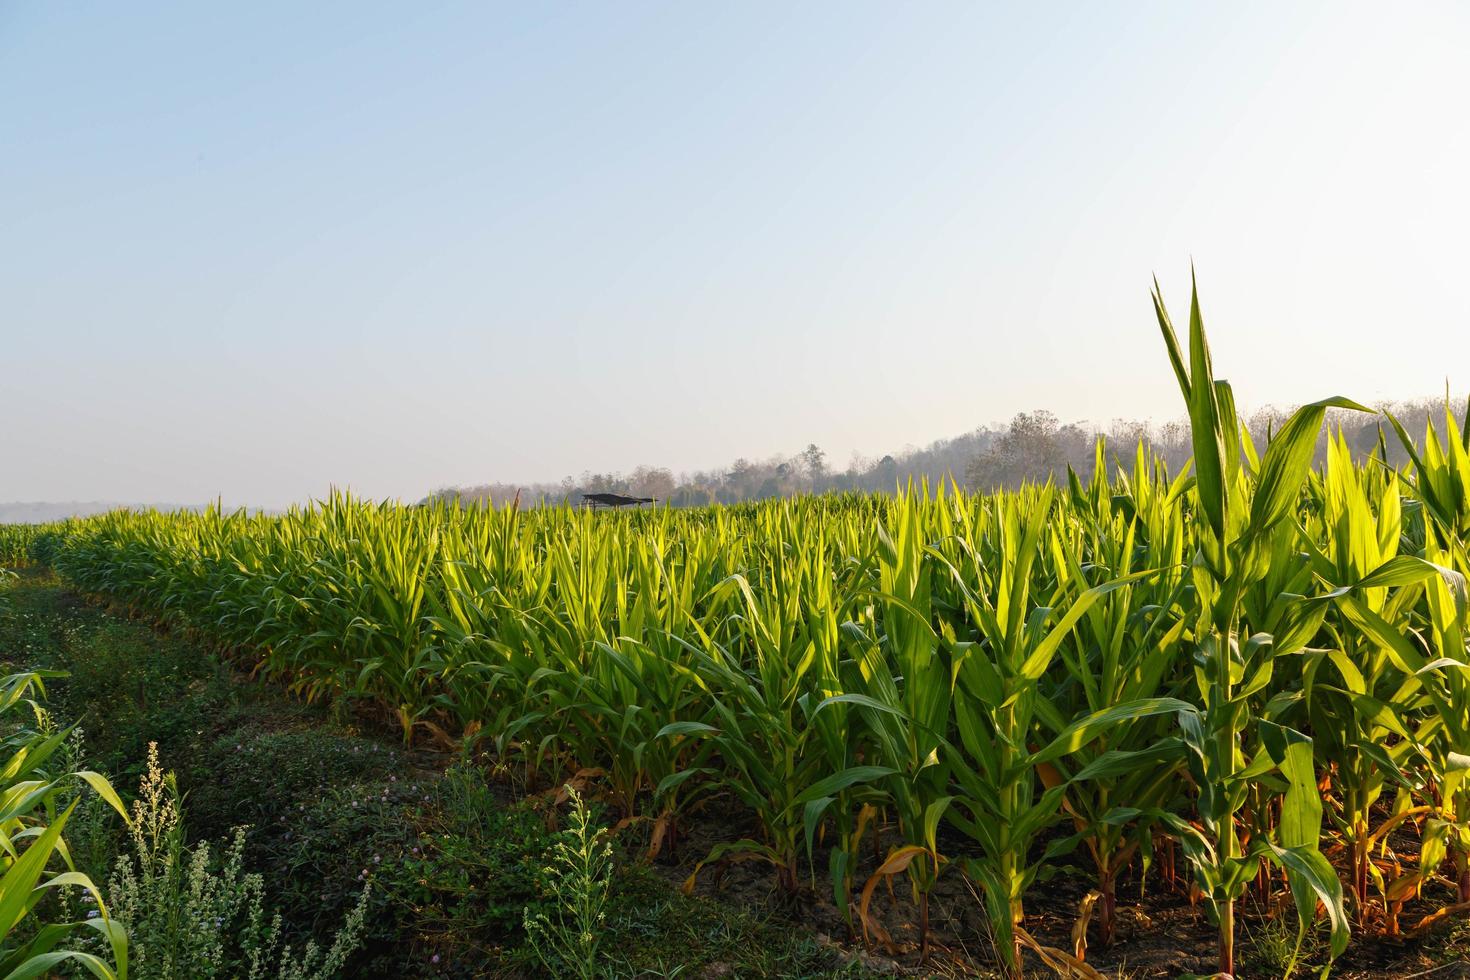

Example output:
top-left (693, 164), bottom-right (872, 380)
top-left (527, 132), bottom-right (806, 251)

top-left (629, 465), bottom-right (675, 500)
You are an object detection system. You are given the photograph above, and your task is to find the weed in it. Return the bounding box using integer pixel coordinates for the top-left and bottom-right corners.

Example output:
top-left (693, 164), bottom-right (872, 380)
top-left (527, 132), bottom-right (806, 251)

top-left (107, 743), bottom-right (370, 980)
top-left (525, 785), bottom-right (615, 980)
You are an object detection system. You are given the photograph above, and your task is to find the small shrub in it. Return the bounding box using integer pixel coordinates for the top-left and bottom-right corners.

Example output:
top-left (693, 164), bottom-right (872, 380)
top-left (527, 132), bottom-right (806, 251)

top-left (107, 743), bottom-right (370, 980)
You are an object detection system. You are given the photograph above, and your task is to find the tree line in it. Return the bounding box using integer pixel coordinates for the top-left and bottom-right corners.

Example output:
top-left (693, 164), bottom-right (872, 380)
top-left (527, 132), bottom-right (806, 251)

top-left (423, 394), bottom-right (1464, 507)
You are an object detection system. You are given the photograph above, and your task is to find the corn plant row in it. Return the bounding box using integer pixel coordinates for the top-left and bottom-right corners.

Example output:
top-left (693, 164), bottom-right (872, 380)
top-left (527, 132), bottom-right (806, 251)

top-left (11, 281), bottom-right (1470, 978)
top-left (0, 523), bottom-right (46, 567)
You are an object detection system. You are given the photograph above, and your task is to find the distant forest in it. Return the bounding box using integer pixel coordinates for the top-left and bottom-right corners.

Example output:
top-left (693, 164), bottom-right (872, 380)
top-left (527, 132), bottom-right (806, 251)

top-left (425, 395), bottom-right (1468, 508)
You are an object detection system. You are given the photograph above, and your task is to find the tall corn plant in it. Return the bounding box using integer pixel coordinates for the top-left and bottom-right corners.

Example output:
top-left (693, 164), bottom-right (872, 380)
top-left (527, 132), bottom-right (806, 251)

top-left (0, 672), bottom-right (130, 979)
top-left (1391, 402), bottom-right (1470, 900)
top-left (1347, 406), bottom-right (1470, 907)
top-left (1299, 434), bottom-right (1429, 928)
top-left (1153, 275), bottom-right (1357, 975)
top-left (1416, 532), bottom-right (1470, 903)
top-left (929, 486), bottom-right (1184, 975)
top-left (0, 524), bottom-right (45, 568)
top-left (1049, 445), bottom-right (1193, 948)
top-left (1387, 397), bottom-right (1470, 557)
top-left (676, 505), bottom-right (883, 898)
top-left (827, 488), bottom-right (954, 961)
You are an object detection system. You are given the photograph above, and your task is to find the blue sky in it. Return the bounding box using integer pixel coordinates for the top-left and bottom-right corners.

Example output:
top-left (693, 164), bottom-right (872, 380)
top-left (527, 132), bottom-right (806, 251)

top-left (3, 2), bottom-right (1468, 506)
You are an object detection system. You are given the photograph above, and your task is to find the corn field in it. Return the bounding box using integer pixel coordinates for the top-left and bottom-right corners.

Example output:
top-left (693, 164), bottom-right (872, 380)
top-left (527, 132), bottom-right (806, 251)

top-left (6, 282), bottom-right (1470, 977)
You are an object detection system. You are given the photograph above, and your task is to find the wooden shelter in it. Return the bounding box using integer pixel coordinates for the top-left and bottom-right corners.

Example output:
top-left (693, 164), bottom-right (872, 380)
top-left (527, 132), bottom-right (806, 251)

top-left (579, 492), bottom-right (656, 509)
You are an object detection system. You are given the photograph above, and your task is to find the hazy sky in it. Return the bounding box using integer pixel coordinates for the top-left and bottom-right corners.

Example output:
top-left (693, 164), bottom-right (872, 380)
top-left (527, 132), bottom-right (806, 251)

top-left (4, 2), bottom-right (1468, 508)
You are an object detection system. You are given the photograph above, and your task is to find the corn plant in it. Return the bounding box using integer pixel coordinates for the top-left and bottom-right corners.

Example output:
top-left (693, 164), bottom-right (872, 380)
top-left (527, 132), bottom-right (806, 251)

top-left (1152, 274), bottom-right (1358, 975)
top-left (0, 671), bottom-right (130, 979)
top-left (923, 485), bottom-right (1184, 974)
top-left (1049, 445), bottom-right (1192, 947)
top-left (677, 512), bottom-right (882, 898)
top-left (1297, 435), bottom-right (1425, 927)
top-left (0, 524), bottom-right (44, 568)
